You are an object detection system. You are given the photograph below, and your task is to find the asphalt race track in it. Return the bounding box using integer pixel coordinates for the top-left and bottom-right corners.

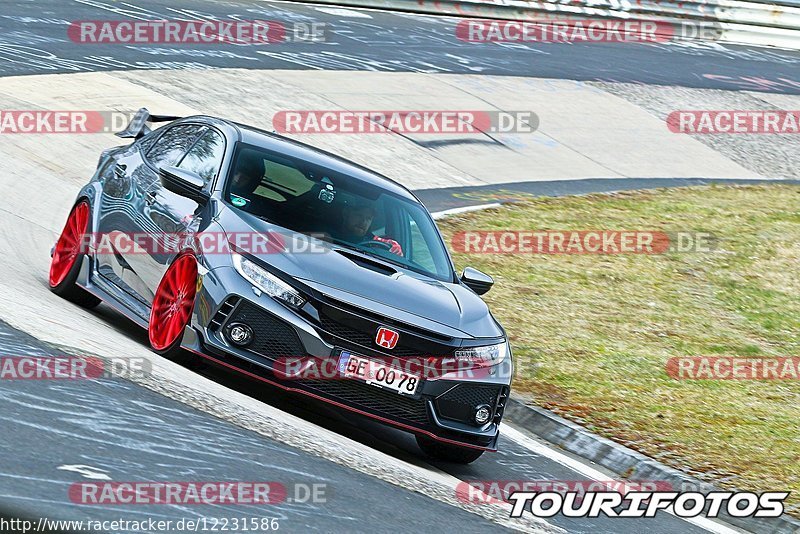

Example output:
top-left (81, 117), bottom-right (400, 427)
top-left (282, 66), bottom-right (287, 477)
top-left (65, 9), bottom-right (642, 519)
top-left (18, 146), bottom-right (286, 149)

top-left (0, 317), bottom-right (711, 533)
top-left (0, 321), bottom-right (512, 533)
top-left (0, 1), bottom-right (798, 533)
top-left (0, 0), bottom-right (798, 92)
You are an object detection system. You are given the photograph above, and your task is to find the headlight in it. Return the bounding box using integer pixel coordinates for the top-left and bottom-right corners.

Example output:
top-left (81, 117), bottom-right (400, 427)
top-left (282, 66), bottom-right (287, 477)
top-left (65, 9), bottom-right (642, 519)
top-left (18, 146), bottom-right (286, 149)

top-left (454, 341), bottom-right (509, 368)
top-left (232, 252), bottom-right (306, 309)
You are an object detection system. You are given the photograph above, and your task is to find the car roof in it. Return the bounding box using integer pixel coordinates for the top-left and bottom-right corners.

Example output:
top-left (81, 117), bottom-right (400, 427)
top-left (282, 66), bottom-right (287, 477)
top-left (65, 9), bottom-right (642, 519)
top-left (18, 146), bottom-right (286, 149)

top-left (179, 116), bottom-right (420, 202)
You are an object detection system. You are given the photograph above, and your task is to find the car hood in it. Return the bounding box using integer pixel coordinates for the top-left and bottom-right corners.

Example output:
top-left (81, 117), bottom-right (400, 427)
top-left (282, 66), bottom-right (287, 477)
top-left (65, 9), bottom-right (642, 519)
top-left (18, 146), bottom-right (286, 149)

top-left (219, 207), bottom-right (504, 339)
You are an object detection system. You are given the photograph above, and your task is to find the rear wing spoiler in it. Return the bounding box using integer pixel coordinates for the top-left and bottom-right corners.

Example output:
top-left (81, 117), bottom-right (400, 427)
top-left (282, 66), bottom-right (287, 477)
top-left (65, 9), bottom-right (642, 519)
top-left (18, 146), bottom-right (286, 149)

top-left (116, 107), bottom-right (182, 139)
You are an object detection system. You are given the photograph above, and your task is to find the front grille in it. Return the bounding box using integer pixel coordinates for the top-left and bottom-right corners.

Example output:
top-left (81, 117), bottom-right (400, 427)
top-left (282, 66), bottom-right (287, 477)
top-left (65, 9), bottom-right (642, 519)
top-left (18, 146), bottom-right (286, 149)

top-left (435, 384), bottom-right (503, 425)
top-left (320, 315), bottom-right (375, 348)
top-left (299, 378), bottom-right (429, 425)
top-left (324, 296), bottom-right (452, 342)
top-left (316, 302), bottom-right (452, 359)
top-left (227, 301), bottom-right (304, 360)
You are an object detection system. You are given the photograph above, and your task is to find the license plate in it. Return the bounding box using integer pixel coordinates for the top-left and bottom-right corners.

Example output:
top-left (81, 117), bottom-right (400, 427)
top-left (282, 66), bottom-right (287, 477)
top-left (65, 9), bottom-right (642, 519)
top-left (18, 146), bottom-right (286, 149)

top-left (338, 351), bottom-right (421, 396)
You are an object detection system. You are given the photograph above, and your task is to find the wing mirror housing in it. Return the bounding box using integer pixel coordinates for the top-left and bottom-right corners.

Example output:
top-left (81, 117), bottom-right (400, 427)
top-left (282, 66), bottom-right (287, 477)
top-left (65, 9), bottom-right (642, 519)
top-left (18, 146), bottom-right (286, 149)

top-left (460, 267), bottom-right (494, 295)
top-left (159, 166), bottom-right (209, 205)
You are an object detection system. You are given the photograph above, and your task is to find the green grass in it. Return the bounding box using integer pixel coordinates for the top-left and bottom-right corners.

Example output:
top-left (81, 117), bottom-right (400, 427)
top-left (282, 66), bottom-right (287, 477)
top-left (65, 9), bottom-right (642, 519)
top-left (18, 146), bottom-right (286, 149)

top-left (438, 185), bottom-right (800, 514)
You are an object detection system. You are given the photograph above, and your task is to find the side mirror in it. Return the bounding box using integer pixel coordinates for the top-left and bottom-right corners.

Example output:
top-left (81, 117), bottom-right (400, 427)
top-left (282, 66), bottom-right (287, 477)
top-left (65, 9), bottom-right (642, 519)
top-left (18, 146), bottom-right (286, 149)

top-left (461, 267), bottom-right (494, 295)
top-left (159, 166), bottom-right (209, 205)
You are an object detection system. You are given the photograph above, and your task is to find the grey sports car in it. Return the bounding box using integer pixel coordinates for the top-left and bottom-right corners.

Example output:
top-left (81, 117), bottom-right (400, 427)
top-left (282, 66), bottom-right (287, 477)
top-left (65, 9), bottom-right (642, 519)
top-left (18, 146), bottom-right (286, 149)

top-left (49, 109), bottom-right (512, 463)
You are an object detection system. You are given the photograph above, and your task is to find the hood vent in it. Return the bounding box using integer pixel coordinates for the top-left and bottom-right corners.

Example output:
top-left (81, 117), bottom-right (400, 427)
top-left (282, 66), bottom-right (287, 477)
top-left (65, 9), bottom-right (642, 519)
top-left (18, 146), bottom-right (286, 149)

top-left (334, 248), bottom-right (397, 276)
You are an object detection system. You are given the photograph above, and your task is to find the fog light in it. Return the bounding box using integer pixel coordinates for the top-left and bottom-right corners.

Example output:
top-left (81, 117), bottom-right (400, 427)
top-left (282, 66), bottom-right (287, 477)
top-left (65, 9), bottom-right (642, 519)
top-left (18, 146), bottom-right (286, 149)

top-left (226, 323), bottom-right (253, 347)
top-left (474, 405), bottom-right (492, 425)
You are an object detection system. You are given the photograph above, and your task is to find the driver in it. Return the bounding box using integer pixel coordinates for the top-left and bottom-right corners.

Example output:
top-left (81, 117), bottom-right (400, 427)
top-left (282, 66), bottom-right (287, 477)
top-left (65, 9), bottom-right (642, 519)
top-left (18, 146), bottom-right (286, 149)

top-left (229, 152), bottom-right (265, 202)
top-left (333, 198), bottom-right (403, 256)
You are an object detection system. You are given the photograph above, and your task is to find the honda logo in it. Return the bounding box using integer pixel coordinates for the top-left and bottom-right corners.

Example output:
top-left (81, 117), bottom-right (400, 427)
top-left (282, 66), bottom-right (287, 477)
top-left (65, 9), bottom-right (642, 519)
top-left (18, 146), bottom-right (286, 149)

top-left (375, 327), bottom-right (399, 350)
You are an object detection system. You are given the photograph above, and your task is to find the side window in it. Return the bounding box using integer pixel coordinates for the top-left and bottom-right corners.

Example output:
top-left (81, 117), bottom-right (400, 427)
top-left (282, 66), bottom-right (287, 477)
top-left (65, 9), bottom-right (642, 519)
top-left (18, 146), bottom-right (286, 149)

top-left (409, 218), bottom-right (435, 272)
top-left (255, 158), bottom-right (315, 201)
top-left (177, 130), bottom-right (226, 185)
top-left (406, 207), bottom-right (445, 275)
top-left (145, 124), bottom-right (206, 169)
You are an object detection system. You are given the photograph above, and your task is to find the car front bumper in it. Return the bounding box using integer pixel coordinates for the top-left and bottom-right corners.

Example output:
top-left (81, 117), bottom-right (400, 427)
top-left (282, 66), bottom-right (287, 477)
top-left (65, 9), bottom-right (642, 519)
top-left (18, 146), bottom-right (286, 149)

top-left (185, 266), bottom-right (512, 450)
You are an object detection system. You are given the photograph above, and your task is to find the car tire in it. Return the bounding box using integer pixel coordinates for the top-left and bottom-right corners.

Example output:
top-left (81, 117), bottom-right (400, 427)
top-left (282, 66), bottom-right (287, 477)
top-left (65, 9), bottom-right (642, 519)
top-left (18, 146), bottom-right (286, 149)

top-left (148, 252), bottom-right (198, 363)
top-left (415, 435), bottom-right (485, 464)
top-left (49, 199), bottom-right (102, 309)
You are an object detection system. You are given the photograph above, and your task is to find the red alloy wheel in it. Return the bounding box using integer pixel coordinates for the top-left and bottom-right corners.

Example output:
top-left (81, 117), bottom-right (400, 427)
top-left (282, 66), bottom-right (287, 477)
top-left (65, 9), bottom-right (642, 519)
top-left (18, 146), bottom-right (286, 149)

top-left (49, 201), bottom-right (90, 288)
top-left (149, 254), bottom-right (198, 351)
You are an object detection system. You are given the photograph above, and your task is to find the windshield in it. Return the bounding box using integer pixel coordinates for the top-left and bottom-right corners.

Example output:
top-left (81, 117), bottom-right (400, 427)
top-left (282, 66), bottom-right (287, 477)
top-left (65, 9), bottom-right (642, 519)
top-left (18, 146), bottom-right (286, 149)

top-left (223, 143), bottom-right (454, 281)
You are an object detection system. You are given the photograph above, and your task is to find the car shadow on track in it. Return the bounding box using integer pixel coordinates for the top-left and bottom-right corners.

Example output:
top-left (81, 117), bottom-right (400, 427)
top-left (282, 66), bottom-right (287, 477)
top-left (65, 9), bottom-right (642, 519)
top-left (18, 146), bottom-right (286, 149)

top-left (86, 300), bottom-right (462, 472)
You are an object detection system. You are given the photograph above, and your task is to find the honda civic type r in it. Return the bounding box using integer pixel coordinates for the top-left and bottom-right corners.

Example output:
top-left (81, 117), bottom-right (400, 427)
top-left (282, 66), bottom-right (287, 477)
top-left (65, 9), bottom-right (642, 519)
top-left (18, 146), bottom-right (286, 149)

top-left (49, 109), bottom-right (513, 463)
